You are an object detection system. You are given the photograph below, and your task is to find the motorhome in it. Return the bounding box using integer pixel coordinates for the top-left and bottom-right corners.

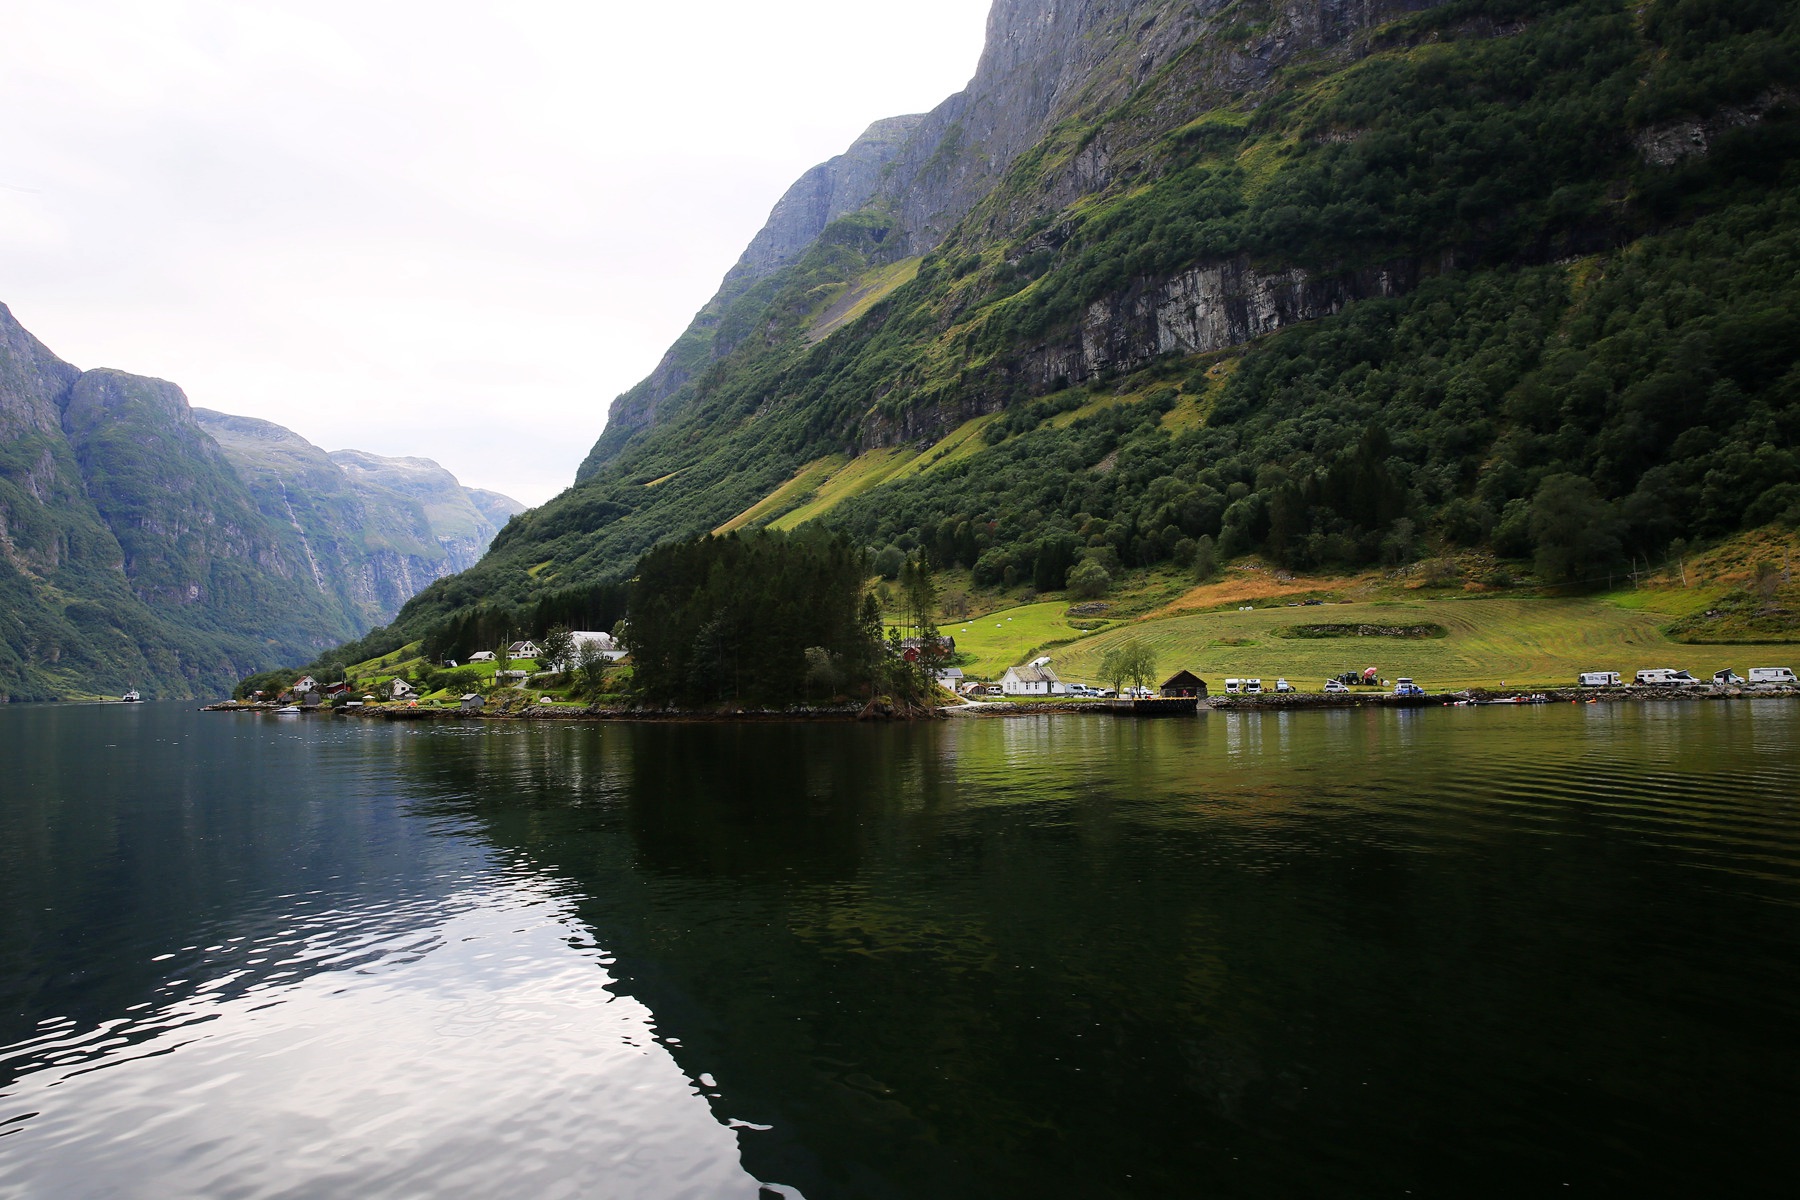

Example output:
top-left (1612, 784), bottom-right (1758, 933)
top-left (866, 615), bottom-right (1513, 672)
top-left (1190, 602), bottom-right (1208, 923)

top-left (1578, 671), bottom-right (1621, 687)
top-left (1748, 666), bottom-right (1797, 685)
top-left (1243, 678), bottom-right (1263, 696)
top-left (1224, 678), bottom-right (1242, 695)
top-left (1712, 669), bottom-right (1745, 686)
top-left (1634, 669), bottom-right (1701, 685)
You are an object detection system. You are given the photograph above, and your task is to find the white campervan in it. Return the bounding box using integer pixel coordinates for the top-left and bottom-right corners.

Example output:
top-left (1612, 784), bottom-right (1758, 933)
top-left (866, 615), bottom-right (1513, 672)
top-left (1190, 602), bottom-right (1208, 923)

top-left (1243, 678), bottom-right (1263, 695)
top-left (1224, 678), bottom-right (1242, 695)
top-left (1578, 671), bottom-right (1621, 687)
top-left (1634, 668), bottom-right (1701, 686)
top-left (1748, 666), bottom-right (1797, 685)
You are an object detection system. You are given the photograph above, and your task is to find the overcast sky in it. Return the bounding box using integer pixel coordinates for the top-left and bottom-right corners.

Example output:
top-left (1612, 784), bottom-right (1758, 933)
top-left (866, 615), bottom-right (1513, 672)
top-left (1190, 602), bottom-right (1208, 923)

top-left (0, 1), bottom-right (991, 506)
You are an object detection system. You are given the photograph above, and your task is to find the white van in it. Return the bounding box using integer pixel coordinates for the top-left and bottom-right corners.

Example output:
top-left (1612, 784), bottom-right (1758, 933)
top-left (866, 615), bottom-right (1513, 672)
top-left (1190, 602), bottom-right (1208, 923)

top-left (1749, 666), bottom-right (1797, 685)
top-left (1578, 671), bottom-right (1621, 687)
top-left (1224, 678), bottom-right (1242, 695)
top-left (1243, 678), bottom-right (1263, 695)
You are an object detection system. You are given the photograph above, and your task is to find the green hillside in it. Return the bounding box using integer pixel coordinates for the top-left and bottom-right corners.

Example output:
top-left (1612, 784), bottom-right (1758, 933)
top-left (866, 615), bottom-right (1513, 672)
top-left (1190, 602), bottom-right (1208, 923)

top-left (343, 0), bottom-right (1800, 659)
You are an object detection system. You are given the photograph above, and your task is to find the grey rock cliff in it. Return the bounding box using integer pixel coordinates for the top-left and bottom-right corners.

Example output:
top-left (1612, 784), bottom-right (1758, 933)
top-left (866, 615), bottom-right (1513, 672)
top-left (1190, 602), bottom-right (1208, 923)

top-left (196, 411), bottom-right (523, 627)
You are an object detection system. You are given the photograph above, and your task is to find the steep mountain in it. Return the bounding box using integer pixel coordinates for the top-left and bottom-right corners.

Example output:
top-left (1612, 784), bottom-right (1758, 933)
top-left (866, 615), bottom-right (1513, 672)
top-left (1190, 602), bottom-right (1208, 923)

top-left (195, 413), bottom-right (523, 629)
top-left (0, 304), bottom-right (522, 700)
top-left (361, 0), bottom-right (1800, 648)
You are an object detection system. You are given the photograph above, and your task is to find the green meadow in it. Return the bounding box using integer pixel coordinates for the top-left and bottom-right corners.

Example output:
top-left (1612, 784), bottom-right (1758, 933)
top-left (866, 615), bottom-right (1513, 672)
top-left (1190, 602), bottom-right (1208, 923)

top-left (967, 597), bottom-right (1764, 692)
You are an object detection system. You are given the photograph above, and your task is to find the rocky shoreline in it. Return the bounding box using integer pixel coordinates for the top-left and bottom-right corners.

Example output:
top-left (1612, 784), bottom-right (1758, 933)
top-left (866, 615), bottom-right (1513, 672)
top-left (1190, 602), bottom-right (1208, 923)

top-left (204, 683), bottom-right (1800, 723)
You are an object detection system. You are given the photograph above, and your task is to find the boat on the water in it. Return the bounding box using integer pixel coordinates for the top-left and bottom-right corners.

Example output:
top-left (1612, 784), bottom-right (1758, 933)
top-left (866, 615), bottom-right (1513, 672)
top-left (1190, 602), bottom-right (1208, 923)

top-left (275, 705), bottom-right (301, 714)
top-left (121, 689), bottom-right (141, 703)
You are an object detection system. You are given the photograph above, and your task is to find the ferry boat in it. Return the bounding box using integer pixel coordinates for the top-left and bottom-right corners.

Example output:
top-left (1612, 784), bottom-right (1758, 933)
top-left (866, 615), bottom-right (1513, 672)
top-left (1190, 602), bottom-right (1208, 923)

top-left (121, 689), bottom-right (141, 703)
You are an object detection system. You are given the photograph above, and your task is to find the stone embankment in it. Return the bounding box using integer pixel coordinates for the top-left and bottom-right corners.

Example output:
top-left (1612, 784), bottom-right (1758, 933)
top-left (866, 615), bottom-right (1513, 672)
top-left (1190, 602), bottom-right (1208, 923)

top-left (205, 684), bottom-right (1799, 722)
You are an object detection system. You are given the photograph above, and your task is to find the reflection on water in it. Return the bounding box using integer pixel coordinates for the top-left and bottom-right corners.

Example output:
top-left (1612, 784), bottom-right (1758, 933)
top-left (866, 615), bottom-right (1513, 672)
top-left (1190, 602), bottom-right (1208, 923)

top-left (3, 701), bottom-right (1799, 1198)
top-left (0, 872), bottom-right (758, 1199)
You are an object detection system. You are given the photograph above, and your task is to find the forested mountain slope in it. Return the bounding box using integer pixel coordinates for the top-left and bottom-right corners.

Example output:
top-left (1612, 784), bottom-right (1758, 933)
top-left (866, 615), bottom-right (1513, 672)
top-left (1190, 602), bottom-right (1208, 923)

top-left (373, 0), bottom-right (1798, 647)
top-left (0, 305), bottom-right (521, 700)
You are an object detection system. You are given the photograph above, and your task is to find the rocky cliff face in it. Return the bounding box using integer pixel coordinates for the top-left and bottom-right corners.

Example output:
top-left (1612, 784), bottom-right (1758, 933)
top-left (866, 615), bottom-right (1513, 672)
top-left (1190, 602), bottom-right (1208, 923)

top-left (196, 414), bottom-right (523, 628)
top-left (1031, 258), bottom-right (1415, 392)
top-left (326, 448), bottom-right (521, 615)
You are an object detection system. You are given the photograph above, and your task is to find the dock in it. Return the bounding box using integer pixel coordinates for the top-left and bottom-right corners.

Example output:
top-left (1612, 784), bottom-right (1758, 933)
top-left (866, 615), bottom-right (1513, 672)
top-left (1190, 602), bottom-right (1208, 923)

top-left (1103, 697), bottom-right (1201, 716)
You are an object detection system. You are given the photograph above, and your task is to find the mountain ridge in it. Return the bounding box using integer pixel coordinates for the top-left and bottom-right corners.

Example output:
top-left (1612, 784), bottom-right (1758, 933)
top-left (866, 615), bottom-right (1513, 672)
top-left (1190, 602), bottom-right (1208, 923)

top-left (0, 302), bottom-right (521, 699)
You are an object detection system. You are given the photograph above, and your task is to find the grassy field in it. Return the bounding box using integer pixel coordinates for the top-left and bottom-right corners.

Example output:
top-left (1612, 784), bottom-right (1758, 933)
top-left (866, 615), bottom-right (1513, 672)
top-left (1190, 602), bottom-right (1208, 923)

top-left (1050, 597), bottom-right (1732, 691)
top-left (939, 601), bottom-right (1111, 675)
top-left (936, 592), bottom-right (1775, 691)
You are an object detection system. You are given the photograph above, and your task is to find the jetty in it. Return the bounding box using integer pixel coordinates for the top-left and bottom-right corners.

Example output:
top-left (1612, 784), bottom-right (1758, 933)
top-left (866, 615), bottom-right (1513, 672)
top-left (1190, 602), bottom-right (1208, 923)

top-left (1103, 696), bottom-right (1200, 716)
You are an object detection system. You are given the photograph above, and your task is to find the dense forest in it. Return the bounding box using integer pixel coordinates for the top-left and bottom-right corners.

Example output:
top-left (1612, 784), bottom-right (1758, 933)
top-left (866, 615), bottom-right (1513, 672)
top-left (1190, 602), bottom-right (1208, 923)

top-left (304, 0), bottom-right (1800, 668)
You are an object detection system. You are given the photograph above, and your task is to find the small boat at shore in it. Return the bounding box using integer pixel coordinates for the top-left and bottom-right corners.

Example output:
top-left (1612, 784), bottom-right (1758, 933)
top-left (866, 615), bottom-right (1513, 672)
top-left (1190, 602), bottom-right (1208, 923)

top-left (121, 689), bottom-right (141, 703)
top-left (276, 705), bottom-right (301, 714)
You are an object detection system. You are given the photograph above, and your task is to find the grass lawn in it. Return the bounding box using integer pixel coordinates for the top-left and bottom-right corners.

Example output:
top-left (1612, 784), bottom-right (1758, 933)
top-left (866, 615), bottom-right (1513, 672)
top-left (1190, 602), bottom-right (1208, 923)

top-left (941, 601), bottom-right (1111, 676)
top-left (1051, 597), bottom-right (1732, 690)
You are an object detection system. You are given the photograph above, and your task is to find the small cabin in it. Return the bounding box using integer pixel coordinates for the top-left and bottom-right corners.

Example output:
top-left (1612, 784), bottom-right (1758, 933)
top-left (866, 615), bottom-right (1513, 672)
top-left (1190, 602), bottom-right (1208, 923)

top-left (469, 651), bottom-right (497, 662)
top-left (1159, 670), bottom-right (1208, 698)
top-left (460, 693), bottom-right (484, 712)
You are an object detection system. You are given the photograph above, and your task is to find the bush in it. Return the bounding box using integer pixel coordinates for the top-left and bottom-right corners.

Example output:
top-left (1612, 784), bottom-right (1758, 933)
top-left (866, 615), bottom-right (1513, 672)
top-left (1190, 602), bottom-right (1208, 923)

top-left (1068, 558), bottom-right (1112, 599)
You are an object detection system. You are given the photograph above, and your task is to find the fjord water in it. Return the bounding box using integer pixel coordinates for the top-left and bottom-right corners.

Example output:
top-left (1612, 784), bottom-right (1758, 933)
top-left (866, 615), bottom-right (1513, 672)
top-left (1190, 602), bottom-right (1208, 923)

top-left (2, 703), bottom-right (1797, 1197)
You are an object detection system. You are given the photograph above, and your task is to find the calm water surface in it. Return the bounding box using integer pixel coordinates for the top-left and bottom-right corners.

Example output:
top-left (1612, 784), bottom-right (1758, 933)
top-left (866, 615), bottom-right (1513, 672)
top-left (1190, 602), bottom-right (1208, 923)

top-left (1, 701), bottom-right (1797, 1197)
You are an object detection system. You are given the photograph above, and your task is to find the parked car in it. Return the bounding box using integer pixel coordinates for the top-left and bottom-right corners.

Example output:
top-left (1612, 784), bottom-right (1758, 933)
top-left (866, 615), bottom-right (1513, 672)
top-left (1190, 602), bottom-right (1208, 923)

top-left (1713, 669), bottom-right (1746, 686)
top-left (1393, 678), bottom-right (1425, 697)
top-left (1274, 678), bottom-right (1295, 693)
top-left (1578, 671), bottom-right (1622, 687)
top-left (1749, 666), bottom-right (1797, 685)
top-left (1323, 679), bottom-right (1349, 694)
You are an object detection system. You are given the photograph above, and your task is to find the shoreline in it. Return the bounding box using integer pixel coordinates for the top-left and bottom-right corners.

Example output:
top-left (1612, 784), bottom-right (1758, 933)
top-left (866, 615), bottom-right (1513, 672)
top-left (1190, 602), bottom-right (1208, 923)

top-left (201, 683), bottom-right (1800, 723)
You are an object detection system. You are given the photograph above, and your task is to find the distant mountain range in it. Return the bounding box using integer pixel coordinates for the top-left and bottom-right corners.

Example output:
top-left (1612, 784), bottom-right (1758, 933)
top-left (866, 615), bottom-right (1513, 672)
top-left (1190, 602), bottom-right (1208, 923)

top-left (0, 302), bottom-right (521, 700)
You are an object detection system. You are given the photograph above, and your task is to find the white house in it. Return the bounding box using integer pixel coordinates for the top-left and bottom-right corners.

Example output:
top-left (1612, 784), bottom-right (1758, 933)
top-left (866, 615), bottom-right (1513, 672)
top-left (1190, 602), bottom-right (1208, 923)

top-left (1000, 657), bottom-right (1061, 696)
top-left (570, 630), bottom-right (627, 663)
top-left (292, 675), bottom-right (319, 695)
top-left (935, 667), bottom-right (965, 686)
top-left (469, 651), bottom-right (496, 662)
top-left (387, 678), bottom-right (417, 700)
top-left (507, 640), bottom-right (542, 660)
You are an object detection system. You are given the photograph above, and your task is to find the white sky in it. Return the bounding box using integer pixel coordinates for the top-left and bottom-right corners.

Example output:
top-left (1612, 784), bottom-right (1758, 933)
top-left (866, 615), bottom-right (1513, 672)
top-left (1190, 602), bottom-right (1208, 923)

top-left (0, 1), bottom-right (991, 506)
